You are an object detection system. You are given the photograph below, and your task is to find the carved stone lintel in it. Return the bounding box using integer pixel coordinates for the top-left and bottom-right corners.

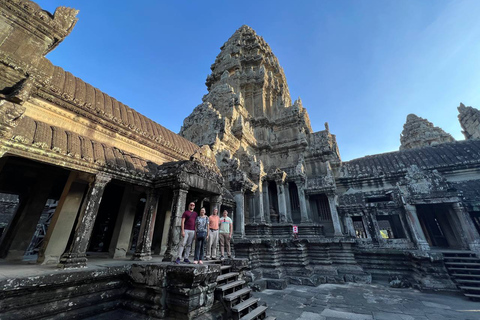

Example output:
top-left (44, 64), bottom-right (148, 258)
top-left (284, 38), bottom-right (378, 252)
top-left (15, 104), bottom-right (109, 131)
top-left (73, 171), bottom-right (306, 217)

top-left (0, 100), bottom-right (26, 138)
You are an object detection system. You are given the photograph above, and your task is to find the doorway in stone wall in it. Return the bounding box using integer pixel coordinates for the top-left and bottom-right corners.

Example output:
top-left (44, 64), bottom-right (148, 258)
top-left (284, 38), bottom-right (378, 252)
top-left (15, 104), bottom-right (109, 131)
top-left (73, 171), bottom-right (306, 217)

top-left (416, 204), bottom-right (462, 249)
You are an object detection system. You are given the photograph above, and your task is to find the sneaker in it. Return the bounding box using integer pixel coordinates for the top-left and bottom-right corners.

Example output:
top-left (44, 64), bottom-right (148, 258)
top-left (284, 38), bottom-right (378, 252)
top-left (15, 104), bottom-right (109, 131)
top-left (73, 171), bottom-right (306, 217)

top-left (220, 255), bottom-right (224, 260)
top-left (211, 257), bottom-right (217, 260)
top-left (228, 255), bottom-right (233, 259)
top-left (199, 260), bottom-right (203, 264)
top-left (193, 260), bottom-right (198, 264)
top-left (205, 257), bottom-right (210, 261)
top-left (184, 259), bottom-right (191, 264)
top-left (175, 258), bottom-right (181, 264)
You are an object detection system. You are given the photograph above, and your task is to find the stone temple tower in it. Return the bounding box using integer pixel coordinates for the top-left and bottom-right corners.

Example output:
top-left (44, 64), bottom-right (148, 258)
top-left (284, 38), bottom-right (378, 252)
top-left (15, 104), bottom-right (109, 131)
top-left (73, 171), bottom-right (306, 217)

top-left (181, 25), bottom-right (342, 236)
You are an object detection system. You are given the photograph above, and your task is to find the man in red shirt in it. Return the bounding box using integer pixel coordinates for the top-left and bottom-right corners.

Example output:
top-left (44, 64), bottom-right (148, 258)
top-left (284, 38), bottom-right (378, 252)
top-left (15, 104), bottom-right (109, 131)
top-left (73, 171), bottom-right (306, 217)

top-left (175, 202), bottom-right (198, 264)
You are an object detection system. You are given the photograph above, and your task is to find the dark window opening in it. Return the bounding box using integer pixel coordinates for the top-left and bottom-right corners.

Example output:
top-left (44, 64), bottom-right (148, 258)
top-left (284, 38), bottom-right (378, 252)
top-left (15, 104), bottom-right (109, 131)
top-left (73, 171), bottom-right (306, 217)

top-left (352, 216), bottom-right (367, 239)
top-left (469, 211), bottom-right (480, 235)
top-left (312, 194), bottom-right (332, 221)
top-left (268, 181), bottom-right (279, 223)
top-left (25, 199), bottom-right (58, 256)
top-left (88, 183), bottom-right (124, 253)
top-left (289, 183), bottom-right (300, 224)
top-left (129, 195), bottom-right (147, 252)
top-left (416, 204), bottom-right (461, 249)
top-left (377, 215), bottom-right (406, 239)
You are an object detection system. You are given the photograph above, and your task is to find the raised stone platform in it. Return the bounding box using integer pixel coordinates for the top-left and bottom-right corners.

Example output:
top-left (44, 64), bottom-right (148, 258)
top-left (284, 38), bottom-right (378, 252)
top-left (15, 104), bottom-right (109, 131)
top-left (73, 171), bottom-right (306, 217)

top-left (0, 257), bottom-right (224, 320)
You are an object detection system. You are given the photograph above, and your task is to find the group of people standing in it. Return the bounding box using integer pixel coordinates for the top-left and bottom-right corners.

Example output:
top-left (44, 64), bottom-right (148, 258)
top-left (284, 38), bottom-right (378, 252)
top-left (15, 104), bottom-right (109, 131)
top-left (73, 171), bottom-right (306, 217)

top-left (175, 202), bottom-right (233, 264)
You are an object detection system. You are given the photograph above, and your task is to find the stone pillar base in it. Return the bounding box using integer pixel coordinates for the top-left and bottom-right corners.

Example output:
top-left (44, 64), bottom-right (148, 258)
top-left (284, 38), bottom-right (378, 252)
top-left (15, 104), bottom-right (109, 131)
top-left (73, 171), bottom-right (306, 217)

top-left (58, 253), bottom-right (88, 269)
top-left (417, 241), bottom-right (431, 251)
top-left (133, 251), bottom-right (152, 261)
top-left (468, 242), bottom-right (480, 253)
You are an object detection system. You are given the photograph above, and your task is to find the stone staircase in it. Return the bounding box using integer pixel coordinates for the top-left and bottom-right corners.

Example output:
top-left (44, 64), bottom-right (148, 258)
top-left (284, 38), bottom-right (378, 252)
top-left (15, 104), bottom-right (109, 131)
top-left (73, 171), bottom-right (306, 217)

top-left (442, 250), bottom-right (480, 300)
top-left (206, 260), bottom-right (275, 320)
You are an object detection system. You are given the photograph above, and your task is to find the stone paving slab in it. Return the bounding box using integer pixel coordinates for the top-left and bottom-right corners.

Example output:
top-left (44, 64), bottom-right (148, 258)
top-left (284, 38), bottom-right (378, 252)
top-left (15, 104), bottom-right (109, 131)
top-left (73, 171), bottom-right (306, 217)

top-left (252, 283), bottom-right (480, 320)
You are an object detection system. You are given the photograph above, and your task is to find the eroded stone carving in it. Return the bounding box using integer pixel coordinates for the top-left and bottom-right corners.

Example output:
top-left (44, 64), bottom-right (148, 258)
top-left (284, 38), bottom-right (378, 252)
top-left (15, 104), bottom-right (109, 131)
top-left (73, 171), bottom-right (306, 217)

top-left (400, 114), bottom-right (454, 150)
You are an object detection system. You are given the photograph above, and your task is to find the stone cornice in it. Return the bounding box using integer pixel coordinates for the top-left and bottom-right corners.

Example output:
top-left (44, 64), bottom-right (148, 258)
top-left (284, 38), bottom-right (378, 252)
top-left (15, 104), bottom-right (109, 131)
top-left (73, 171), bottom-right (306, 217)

top-left (1, 138), bottom-right (153, 186)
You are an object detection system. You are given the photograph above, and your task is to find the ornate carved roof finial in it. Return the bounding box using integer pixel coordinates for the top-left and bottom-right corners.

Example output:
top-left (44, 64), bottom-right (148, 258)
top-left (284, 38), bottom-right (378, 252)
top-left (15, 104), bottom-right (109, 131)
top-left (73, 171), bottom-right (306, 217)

top-left (400, 113), bottom-right (454, 150)
top-left (458, 103), bottom-right (480, 140)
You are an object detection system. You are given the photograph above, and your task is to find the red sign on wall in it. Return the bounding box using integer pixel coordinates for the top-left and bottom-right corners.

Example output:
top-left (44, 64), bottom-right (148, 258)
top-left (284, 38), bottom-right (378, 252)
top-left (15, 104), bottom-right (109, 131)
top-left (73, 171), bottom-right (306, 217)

top-left (293, 225), bottom-right (298, 234)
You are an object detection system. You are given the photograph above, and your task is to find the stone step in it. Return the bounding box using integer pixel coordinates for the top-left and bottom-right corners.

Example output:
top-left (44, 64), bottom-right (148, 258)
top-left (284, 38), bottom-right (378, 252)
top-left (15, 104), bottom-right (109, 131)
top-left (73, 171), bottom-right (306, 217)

top-left (264, 317), bottom-right (276, 320)
top-left (451, 273), bottom-right (480, 278)
top-left (216, 280), bottom-right (245, 293)
top-left (444, 256), bottom-right (479, 261)
top-left (459, 286), bottom-right (480, 291)
top-left (217, 272), bottom-right (239, 284)
top-left (221, 265), bottom-right (232, 271)
top-left (232, 297), bottom-right (259, 314)
top-left (447, 267), bottom-right (480, 272)
top-left (224, 287), bottom-right (252, 302)
top-left (465, 293), bottom-right (480, 299)
top-left (442, 250), bottom-right (475, 255)
top-left (239, 305), bottom-right (268, 320)
top-left (445, 262), bottom-right (480, 267)
top-left (455, 279), bottom-right (480, 285)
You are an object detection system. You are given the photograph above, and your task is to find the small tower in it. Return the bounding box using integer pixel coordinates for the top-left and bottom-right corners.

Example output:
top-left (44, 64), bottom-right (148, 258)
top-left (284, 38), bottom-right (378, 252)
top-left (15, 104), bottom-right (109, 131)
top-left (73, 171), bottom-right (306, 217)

top-left (458, 103), bottom-right (480, 140)
top-left (400, 114), bottom-right (455, 150)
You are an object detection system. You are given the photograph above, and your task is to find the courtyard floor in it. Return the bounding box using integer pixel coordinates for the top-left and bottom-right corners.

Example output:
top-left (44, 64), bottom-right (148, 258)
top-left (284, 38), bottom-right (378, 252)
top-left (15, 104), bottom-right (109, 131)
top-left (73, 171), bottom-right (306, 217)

top-left (252, 283), bottom-right (480, 320)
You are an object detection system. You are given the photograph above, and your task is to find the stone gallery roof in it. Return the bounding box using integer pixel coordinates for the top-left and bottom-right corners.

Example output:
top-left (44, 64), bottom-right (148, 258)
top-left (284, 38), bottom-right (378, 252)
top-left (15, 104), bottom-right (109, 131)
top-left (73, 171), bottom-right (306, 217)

top-left (11, 116), bottom-right (156, 178)
top-left (35, 58), bottom-right (199, 160)
top-left (340, 139), bottom-right (480, 179)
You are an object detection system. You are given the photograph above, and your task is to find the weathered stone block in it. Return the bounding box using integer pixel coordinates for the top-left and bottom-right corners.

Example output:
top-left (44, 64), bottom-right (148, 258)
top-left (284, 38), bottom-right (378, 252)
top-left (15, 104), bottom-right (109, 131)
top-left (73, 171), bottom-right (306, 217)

top-left (266, 279), bottom-right (288, 290)
top-left (250, 279), bottom-right (267, 292)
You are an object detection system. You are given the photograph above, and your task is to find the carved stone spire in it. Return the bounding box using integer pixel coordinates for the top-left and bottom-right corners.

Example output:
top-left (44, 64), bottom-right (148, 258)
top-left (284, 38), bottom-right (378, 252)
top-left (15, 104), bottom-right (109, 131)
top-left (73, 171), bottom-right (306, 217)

top-left (180, 25), bottom-right (340, 195)
top-left (458, 103), bottom-right (480, 140)
top-left (400, 114), bottom-right (455, 150)
top-left (205, 24), bottom-right (292, 119)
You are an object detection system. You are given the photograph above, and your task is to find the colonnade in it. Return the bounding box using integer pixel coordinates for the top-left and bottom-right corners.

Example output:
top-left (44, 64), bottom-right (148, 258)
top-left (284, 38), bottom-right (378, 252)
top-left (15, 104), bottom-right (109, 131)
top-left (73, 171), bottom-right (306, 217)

top-left (0, 155), bottom-right (226, 268)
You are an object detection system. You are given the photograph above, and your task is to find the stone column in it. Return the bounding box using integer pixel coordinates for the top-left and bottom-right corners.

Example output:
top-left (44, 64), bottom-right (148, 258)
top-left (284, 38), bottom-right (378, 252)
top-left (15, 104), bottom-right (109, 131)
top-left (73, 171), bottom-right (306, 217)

top-left (297, 181), bottom-right (310, 224)
top-left (276, 181), bottom-right (288, 223)
top-left (404, 204), bottom-right (430, 251)
top-left (210, 195), bottom-right (222, 216)
top-left (344, 215), bottom-right (356, 237)
top-left (233, 190), bottom-right (245, 237)
top-left (254, 188), bottom-right (265, 223)
top-left (370, 213), bottom-right (385, 244)
top-left (0, 172), bottom-right (54, 260)
top-left (58, 173), bottom-right (112, 268)
top-left (452, 202), bottom-right (480, 252)
top-left (163, 185), bottom-right (189, 261)
top-left (108, 186), bottom-right (139, 259)
top-left (327, 193), bottom-right (343, 236)
top-left (284, 182), bottom-right (293, 223)
top-left (37, 172), bottom-right (88, 264)
top-left (133, 189), bottom-right (160, 261)
top-left (262, 181), bottom-right (271, 223)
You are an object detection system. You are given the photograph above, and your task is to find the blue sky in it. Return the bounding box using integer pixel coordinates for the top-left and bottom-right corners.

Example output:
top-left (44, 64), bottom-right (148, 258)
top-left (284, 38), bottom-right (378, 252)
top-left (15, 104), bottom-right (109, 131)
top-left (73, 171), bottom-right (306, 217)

top-left (37, 0), bottom-right (480, 161)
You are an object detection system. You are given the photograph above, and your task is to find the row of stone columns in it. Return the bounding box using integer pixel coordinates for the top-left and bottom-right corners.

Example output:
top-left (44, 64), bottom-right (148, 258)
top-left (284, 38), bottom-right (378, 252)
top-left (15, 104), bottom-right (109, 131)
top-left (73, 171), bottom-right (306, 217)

top-left (233, 177), bottom-right (344, 237)
top-left (403, 202), bottom-right (480, 252)
top-left (0, 165), bottom-right (169, 268)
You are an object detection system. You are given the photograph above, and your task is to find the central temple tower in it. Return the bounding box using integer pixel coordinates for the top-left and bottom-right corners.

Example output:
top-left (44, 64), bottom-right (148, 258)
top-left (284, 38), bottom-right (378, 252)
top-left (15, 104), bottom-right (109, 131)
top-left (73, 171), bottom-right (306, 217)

top-left (181, 27), bottom-right (341, 233)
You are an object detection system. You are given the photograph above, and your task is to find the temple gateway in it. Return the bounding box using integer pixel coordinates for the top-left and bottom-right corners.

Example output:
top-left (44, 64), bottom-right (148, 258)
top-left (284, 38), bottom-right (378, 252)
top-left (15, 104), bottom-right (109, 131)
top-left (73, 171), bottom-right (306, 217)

top-left (1, 1), bottom-right (480, 319)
